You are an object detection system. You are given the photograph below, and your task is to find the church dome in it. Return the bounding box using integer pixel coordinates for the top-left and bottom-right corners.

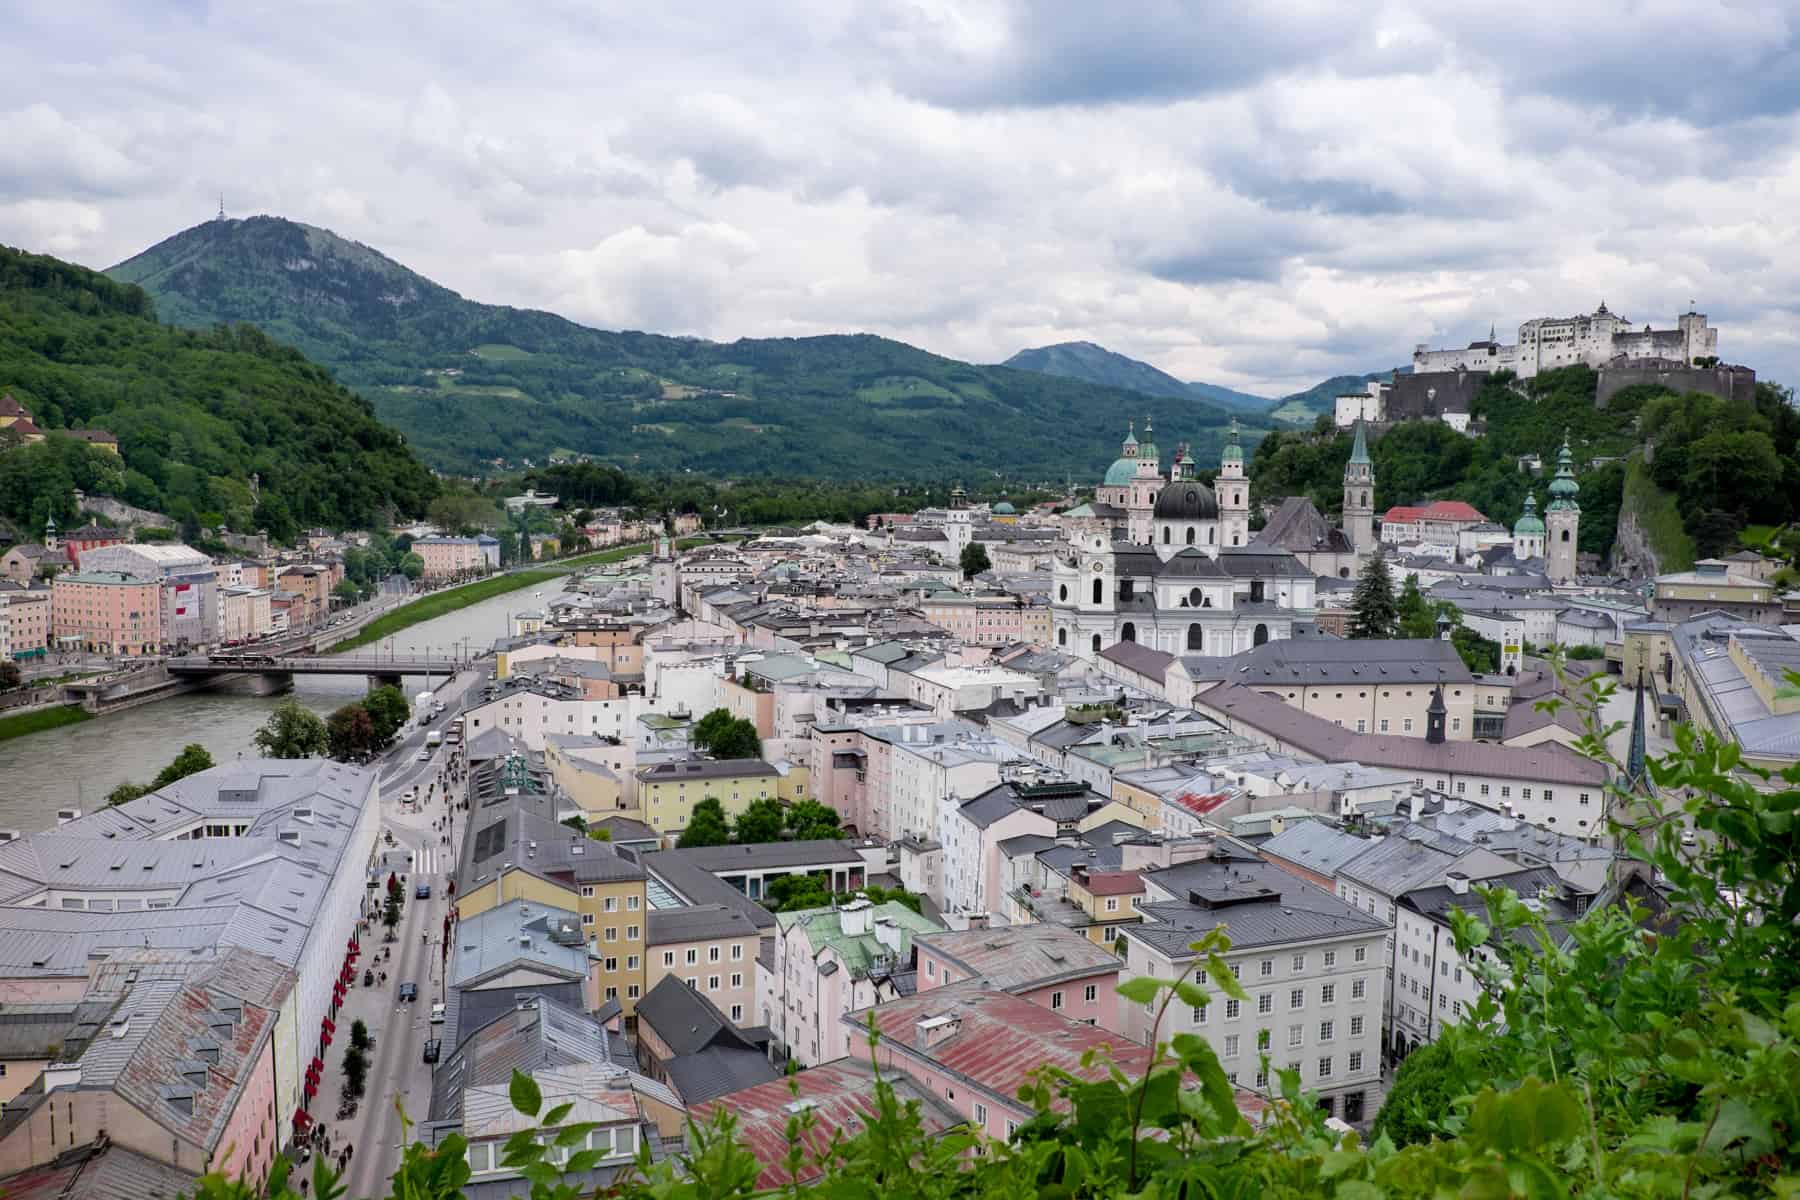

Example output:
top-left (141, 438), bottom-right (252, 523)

top-left (1153, 482), bottom-right (1219, 521)
top-left (1103, 457), bottom-right (1139, 486)
top-left (1512, 493), bottom-right (1545, 537)
top-left (992, 501), bottom-right (1015, 514)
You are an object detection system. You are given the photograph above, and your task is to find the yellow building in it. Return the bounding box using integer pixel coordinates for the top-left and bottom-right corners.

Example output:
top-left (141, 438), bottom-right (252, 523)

top-left (635, 759), bottom-right (779, 838)
top-left (1062, 865), bottom-right (1146, 945)
top-left (773, 759), bottom-right (811, 804)
top-left (545, 734), bottom-right (637, 822)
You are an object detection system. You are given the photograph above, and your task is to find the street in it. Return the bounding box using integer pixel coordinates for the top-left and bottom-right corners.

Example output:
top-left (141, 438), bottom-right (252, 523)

top-left (308, 663), bottom-right (488, 1198)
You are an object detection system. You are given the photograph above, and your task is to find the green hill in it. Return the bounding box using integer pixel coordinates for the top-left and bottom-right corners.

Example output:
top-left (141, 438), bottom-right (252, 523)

top-left (106, 216), bottom-right (1259, 479)
top-left (1268, 370), bottom-right (1410, 423)
top-left (0, 244), bottom-right (436, 540)
top-left (1002, 341), bottom-right (1277, 414)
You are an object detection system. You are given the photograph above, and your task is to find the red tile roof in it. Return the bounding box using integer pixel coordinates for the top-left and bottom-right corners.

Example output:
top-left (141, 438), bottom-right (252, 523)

top-left (0, 394), bottom-right (26, 418)
top-left (1380, 500), bottom-right (1487, 524)
top-left (693, 1058), bottom-right (964, 1188)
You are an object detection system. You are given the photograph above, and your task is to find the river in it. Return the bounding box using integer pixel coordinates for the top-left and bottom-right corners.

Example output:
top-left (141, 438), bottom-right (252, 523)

top-left (0, 581), bottom-right (559, 829)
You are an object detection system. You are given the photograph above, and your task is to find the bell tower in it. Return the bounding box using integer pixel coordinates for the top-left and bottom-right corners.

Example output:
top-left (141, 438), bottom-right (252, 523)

top-left (1342, 419), bottom-right (1375, 552)
top-left (1218, 419), bottom-right (1250, 549)
top-left (1545, 433), bottom-right (1581, 585)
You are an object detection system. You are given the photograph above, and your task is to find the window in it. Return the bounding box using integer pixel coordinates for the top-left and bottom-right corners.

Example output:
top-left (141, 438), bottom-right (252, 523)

top-left (708, 975), bottom-right (720, 990)
top-left (604, 896), bottom-right (618, 912)
top-left (1454, 967), bottom-right (1463, 983)
top-left (1352, 978), bottom-right (1366, 1000)
top-left (662, 951), bottom-right (675, 967)
top-left (1225, 999), bottom-right (1241, 1019)
top-left (467, 1143), bottom-right (493, 1173)
top-left (1404, 718), bottom-right (1413, 733)
top-left (1454, 1000), bottom-right (1464, 1017)
top-left (1544, 789), bottom-right (1554, 804)
top-left (1105, 897), bottom-right (1118, 912)
top-left (1319, 1020), bottom-right (1334, 1041)
top-left (975, 1102), bottom-right (988, 1126)
top-left (1379, 720), bottom-right (1389, 732)
top-left (604, 956), bottom-right (618, 972)
top-left (605, 986), bottom-right (618, 1000)
top-left (1006, 1119), bottom-right (1019, 1137)
top-left (1255, 1067), bottom-right (1269, 1088)
top-left (628, 895), bottom-right (640, 911)
top-left (1288, 1024), bottom-right (1303, 1047)
top-left (627, 956), bottom-right (639, 970)
top-left (731, 944), bottom-right (744, 960)
top-left (1260, 958), bottom-right (1273, 977)
top-left (581, 914), bottom-right (595, 927)
top-left (926, 960), bottom-right (936, 978)
top-left (1439, 994), bottom-right (1448, 1010)
top-left (1321, 983), bottom-right (1335, 1004)
top-left (1224, 1034), bottom-right (1240, 1058)
top-left (1258, 993), bottom-right (1273, 1015)
top-left (686, 948), bottom-right (698, 965)
top-left (1291, 954), bottom-right (1306, 972)
top-left (1318, 1056), bottom-right (1333, 1079)
top-left (1354, 946), bottom-right (1367, 963)
top-left (604, 927), bottom-right (617, 943)
top-left (1229, 962), bottom-right (1242, 979)
top-left (1193, 1002), bottom-right (1208, 1024)
top-left (709, 946), bottom-right (721, 962)
top-left (1051, 990), bottom-right (1064, 1010)
top-left (581, 886), bottom-right (596, 898)
top-left (1084, 984), bottom-right (1098, 1003)
top-left (1440, 960), bottom-right (1449, 976)
top-left (627, 925), bottom-right (639, 940)
top-left (1289, 987), bottom-right (1304, 1010)
top-left (1349, 1050), bottom-right (1364, 1072)
top-left (1350, 1015), bottom-right (1364, 1037)
top-left (1523, 788), bottom-right (1533, 800)
top-left (1580, 792), bottom-right (1592, 806)
top-left (1324, 950), bottom-right (1337, 968)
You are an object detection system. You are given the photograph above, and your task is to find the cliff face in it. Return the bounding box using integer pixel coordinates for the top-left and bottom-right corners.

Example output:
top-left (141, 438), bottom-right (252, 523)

top-left (1613, 504), bottom-right (1660, 579)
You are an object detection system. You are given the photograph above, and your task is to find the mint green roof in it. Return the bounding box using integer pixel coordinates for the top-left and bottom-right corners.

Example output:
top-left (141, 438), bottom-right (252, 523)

top-left (1547, 433), bottom-right (1580, 511)
top-left (1348, 418), bottom-right (1372, 466)
top-left (1103, 457), bottom-right (1139, 486)
top-left (1513, 493), bottom-right (1545, 536)
top-left (992, 501), bottom-right (1015, 514)
top-left (776, 901), bottom-right (943, 979)
top-left (1221, 418), bottom-right (1244, 463)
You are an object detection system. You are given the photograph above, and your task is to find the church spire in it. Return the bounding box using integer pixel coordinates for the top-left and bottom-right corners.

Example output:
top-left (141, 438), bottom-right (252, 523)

top-left (1624, 666), bottom-right (1651, 793)
top-left (1349, 417), bottom-right (1371, 466)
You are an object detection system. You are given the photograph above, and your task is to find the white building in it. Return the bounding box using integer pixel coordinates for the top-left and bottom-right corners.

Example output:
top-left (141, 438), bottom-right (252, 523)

top-left (1123, 856), bottom-right (1389, 1124)
top-left (938, 788), bottom-right (1056, 920)
top-left (1413, 304), bottom-right (1718, 379)
top-left (463, 681), bottom-right (645, 750)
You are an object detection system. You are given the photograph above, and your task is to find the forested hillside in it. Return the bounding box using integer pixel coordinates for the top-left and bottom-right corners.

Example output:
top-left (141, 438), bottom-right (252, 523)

top-left (1251, 364), bottom-right (1800, 564)
top-left (0, 244), bottom-right (436, 540)
top-left (108, 217), bottom-right (1258, 478)
top-left (1002, 341), bottom-right (1277, 413)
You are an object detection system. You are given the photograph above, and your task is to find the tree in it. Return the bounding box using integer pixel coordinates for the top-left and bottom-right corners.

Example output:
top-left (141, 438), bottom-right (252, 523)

top-left (1374, 1023), bottom-right (1501, 1147)
top-left (764, 872), bottom-right (834, 913)
top-left (691, 707), bottom-right (734, 751)
top-left (959, 541), bottom-right (992, 579)
top-left (253, 699), bottom-right (329, 758)
top-left (707, 718), bottom-right (762, 760)
top-left (382, 888), bottom-right (403, 934)
top-left (677, 797), bottom-right (731, 848)
top-left (399, 552), bottom-right (424, 581)
top-left (350, 1019), bottom-right (372, 1052)
top-left (733, 797), bottom-right (786, 845)
top-left (151, 743), bottom-right (214, 789)
top-left (106, 781), bottom-right (149, 807)
top-left (327, 702), bottom-right (377, 762)
top-left (1347, 548), bottom-right (1398, 639)
top-left (363, 685), bottom-right (411, 747)
top-left (785, 799), bottom-right (842, 842)
top-left (0, 660), bottom-right (19, 691)
top-left (332, 578), bottom-right (362, 606)
top-left (341, 1045), bottom-right (368, 1100)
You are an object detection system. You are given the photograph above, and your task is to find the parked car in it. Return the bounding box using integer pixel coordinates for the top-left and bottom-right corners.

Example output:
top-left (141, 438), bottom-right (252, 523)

top-left (398, 981), bottom-right (418, 1002)
top-left (422, 1038), bottom-right (441, 1064)
top-left (430, 1002), bottom-right (447, 1024)
top-left (415, 882), bottom-right (432, 899)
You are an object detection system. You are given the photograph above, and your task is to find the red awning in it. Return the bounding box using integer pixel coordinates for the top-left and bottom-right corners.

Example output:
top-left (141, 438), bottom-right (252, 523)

top-left (292, 1108), bottom-right (312, 1129)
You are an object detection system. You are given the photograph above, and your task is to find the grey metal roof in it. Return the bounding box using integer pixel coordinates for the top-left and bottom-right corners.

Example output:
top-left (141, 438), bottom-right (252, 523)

top-left (1335, 827), bottom-right (1518, 898)
top-left (1257, 822), bottom-right (1374, 878)
top-left (1228, 637), bottom-right (1473, 687)
top-left (430, 996), bottom-right (634, 1123)
top-left (0, 1141), bottom-right (201, 1200)
top-left (450, 899), bottom-right (589, 989)
top-left (916, 924), bottom-right (1120, 992)
top-left (643, 851), bottom-right (777, 931)
top-left (671, 840), bottom-right (866, 872)
top-left (646, 903), bottom-right (760, 946)
top-left (635, 974), bottom-right (765, 1059)
top-left (1128, 862), bottom-right (1386, 955)
top-left (662, 1046), bottom-right (782, 1105)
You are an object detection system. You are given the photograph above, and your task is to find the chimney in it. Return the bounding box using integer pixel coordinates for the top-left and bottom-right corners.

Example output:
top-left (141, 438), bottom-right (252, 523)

top-left (965, 913), bottom-right (989, 931)
top-left (914, 1014), bottom-right (961, 1051)
top-left (873, 916), bottom-right (903, 953)
top-left (840, 897), bottom-right (874, 936)
top-left (1446, 870), bottom-right (1470, 895)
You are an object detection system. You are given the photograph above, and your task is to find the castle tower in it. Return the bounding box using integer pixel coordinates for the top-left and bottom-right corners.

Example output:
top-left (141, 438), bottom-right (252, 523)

top-left (1545, 432), bottom-right (1581, 585)
top-left (1511, 492), bottom-right (1545, 562)
top-left (42, 513), bottom-right (57, 554)
top-left (1342, 418), bottom-right (1375, 553)
top-left (945, 481), bottom-right (973, 559)
top-left (1126, 416), bottom-right (1162, 546)
top-left (1218, 419), bottom-right (1250, 549)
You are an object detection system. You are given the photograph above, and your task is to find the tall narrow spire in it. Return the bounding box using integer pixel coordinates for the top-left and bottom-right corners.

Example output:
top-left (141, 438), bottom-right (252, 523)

top-left (1349, 417), bottom-right (1371, 465)
top-left (1624, 666), bottom-right (1651, 793)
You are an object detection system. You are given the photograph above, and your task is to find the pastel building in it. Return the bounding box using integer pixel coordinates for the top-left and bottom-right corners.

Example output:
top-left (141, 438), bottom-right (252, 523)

top-left (51, 571), bottom-right (162, 656)
top-left (78, 543), bottom-right (218, 648)
top-left (914, 923), bottom-right (1125, 1034)
top-left (413, 537), bottom-right (487, 580)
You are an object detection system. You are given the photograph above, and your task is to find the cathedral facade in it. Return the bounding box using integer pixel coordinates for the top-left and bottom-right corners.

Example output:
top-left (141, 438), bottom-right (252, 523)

top-left (1053, 421), bottom-right (1319, 660)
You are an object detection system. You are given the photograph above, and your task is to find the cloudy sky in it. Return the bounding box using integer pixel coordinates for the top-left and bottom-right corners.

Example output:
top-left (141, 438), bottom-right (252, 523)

top-left (4, 1), bottom-right (1798, 395)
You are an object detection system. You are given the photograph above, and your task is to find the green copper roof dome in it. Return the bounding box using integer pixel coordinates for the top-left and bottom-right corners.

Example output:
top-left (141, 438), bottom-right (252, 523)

top-left (992, 501), bottom-right (1015, 514)
top-left (1222, 418), bottom-right (1244, 463)
top-left (1547, 433), bottom-right (1581, 511)
top-left (1103, 457), bottom-right (1139, 486)
top-left (1135, 415), bottom-right (1158, 464)
top-left (1513, 492), bottom-right (1545, 536)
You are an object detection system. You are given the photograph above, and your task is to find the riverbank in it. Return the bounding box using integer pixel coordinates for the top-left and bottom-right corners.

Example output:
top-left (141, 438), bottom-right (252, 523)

top-left (0, 704), bottom-right (91, 742)
top-left (331, 568), bottom-right (564, 653)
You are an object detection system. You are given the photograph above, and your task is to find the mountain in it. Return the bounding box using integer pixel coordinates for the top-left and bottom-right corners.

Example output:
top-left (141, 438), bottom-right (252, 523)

top-left (108, 217), bottom-right (1260, 479)
top-left (1002, 341), bottom-right (1276, 413)
top-left (1269, 369), bottom-right (1410, 423)
top-left (0, 243), bottom-right (436, 540)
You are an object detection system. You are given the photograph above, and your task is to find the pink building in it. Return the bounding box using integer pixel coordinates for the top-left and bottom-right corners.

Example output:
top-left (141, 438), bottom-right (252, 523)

top-left (413, 537), bottom-right (485, 580)
top-left (914, 923), bottom-right (1125, 1036)
top-left (50, 571), bottom-right (161, 656)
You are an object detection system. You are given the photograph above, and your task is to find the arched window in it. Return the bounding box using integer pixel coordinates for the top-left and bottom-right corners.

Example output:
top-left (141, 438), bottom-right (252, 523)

top-left (1162, 527), bottom-right (1171, 545)
top-left (1092, 578), bottom-right (1103, 604)
top-left (1091, 634), bottom-right (1102, 653)
top-left (1121, 622), bottom-right (1136, 643)
top-left (1560, 529), bottom-right (1571, 542)
top-left (1057, 627), bottom-right (1068, 646)
top-left (1253, 623), bottom-right (1270, 646)
top-left (1186, 527), bottom-right (1196, 545)
top-left (1058, 584), bottom-right (1068, 602)
top-left (1231, 533), bottom-right (1240, 546)
top-left (1189, 587), bottom-right (1202, 607)
top-left (1187, 624), bottom-right (1203, 651)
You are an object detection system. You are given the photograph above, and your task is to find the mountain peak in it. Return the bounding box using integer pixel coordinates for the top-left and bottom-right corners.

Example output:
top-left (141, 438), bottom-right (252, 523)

top-left (1003, 341), bottom-right (1276, 414)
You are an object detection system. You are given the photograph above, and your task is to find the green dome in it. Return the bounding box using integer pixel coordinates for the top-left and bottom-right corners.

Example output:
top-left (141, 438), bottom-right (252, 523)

top-left (1221, 418), bottom-right (1244, 462)
top-left (1546, 433), bottom-right (1581, 511)
top-left (1513, 493), bottom-right (1545, 536)
top-left (1103, 457), bottom-right (1139, 486)
top-left (993, 501), bottom-right (1015, 514)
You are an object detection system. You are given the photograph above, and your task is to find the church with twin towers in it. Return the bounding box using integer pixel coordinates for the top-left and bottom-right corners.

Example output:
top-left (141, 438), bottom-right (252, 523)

top-left (1051, 418), bottom-right (1381, 661)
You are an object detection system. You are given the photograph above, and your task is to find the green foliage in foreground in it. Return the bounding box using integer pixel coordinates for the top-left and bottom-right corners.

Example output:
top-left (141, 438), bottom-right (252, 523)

top-left (331, 570), bottom-right (563, 652)
top-left (0, 243), bottom-right (436, 538)
top-left (193, 675), bottom-right (1800, 1200)
top-left (0, 703), bottom-right (89, 741)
